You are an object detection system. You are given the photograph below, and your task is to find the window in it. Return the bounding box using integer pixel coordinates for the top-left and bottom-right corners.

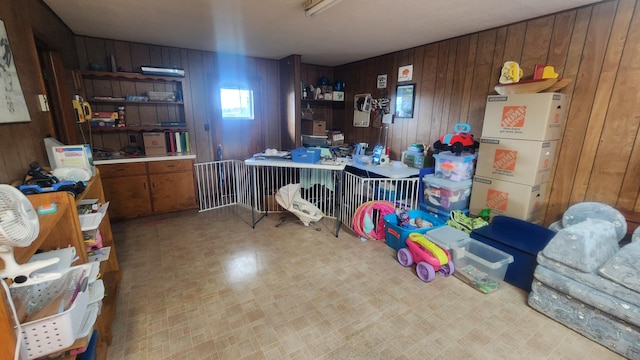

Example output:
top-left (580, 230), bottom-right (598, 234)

top-left (220, 87), bottom-right (254, 120)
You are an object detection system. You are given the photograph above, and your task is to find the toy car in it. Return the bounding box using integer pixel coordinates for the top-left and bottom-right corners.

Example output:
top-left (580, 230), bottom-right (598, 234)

top-left (397, 232), bottom-right (455, 282)
top-left (18, 161), bottom-right (86, 197)
top-left (433, 123), bottom-right (479, 155)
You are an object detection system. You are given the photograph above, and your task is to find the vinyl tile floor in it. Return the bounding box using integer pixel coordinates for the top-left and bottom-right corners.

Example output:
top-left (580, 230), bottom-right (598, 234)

top-left (106, 207), bottom-right (624, 360)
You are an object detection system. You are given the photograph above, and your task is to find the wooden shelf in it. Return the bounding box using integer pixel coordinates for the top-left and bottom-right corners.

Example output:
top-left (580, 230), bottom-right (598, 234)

top-left (0, 172), bottom-right (120, 360)
top-left (81, 70), bottom-right (184, 83)
top-left (90, 126), bottom-right (187, 133)
top-left (89, 99), bottom-right (184, 105)
top-left (302, 99), bottom-right (346, 108)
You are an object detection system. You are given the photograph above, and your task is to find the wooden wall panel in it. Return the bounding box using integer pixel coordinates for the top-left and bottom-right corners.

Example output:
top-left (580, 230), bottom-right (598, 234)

top-left (591, 0), bottom-right (640, 206)
top-left (544, 7), bottom-right (592, 222)
top-left (0, 0), bottom-right (77, 184)
top-left (335, 0), bottom-right (640, 225)
top-left (3, 0), bottom-right (640, 227)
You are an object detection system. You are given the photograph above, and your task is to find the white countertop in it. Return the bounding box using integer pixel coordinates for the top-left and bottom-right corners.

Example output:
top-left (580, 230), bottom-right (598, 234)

top-left (94, 154), bottom-right (196, 165)
top-left (347, 161), bottom-right (420, 178)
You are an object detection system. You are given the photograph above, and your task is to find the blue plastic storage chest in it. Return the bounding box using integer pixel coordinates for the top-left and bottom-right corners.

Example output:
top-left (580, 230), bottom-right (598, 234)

top-left (470, 215), bottom-right (555, 291)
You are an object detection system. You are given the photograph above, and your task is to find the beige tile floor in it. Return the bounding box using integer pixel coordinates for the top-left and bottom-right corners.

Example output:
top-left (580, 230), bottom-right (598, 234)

top-left (106, 207), bottom-right (624, 360)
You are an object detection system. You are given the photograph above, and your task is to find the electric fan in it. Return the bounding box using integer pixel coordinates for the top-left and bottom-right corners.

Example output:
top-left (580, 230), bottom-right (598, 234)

top-left (0, 184), bottom-right (59, 284)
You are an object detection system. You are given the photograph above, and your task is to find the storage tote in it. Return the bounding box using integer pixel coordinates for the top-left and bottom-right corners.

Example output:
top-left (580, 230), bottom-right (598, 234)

top-left (383, 210), bottom-right (445, 251)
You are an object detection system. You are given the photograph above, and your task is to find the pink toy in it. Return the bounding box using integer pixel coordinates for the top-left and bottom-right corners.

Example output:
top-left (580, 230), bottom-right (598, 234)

top-left (352, 200), bottom-right (396, 241)
top-left (397, 232), bottom-right (455, 282)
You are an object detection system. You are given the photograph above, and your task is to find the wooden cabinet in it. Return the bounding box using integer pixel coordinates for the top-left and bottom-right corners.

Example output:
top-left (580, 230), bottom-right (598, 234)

top-left (0, 173), bottom-right (120, 359)
top-left (148, 160), bottom-right (197, 213)
top-left (99, 158), bottom-right (197, 220)
top-left (99, 162), bottom-right (153, 219)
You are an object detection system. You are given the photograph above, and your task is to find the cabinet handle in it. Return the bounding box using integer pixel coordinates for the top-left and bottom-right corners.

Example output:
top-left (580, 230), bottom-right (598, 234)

top-left (143, 182), bottom-right (146, 190)
top-left (152, 182), bottom-right (156, 189)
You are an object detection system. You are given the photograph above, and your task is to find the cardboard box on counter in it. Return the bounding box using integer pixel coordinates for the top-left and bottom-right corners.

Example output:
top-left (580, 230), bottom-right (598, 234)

top-left (143, 132), bottom-right (167, 156)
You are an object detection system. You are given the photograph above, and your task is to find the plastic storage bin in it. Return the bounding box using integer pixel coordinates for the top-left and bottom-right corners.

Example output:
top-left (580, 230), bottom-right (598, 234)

top-left (451, 238), bottom-right (514, 294)
top-left (291, 147), bottom-right (321, 163)
top-left (16, 264), bottom-right (98, 359)
top-left (470, 215), bottom-right (555, 291)
top-left (422, 174), bottom-right (472, 213)
top-left (424, 226), bottom-right (469, 250)
top-left (433, 151), bottom-right (477, 181)
top-left (383, 210), bottom-right (445, 251)
top-left (302, 135), bottom-right (328, 147)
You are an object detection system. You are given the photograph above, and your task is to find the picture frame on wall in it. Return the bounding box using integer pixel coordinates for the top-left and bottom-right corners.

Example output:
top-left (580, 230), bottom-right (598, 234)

top-left (0, 19), bottom-right (31, 123)
top-left (394, 84), bottom-right (415, 118)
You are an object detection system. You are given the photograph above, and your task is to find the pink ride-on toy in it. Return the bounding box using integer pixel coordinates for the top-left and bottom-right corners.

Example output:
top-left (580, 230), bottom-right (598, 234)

top-left (397, 233), bottom-right (455, 282)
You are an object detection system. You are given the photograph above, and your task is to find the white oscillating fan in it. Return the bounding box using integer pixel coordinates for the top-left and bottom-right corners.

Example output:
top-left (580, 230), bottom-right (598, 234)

top-left (0, 184), bottom-right (59, 285)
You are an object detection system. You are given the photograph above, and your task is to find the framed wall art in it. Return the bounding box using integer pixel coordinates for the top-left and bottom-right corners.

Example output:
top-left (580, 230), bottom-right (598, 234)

top-left (394, 84), bottom-right (415, 118)
top-left (0, 19), bottom-right (31, 123)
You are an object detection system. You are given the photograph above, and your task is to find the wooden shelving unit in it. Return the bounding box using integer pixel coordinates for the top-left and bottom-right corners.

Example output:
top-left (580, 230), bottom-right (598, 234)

top-left (77, 69), bottom-right (188, 155)
top-left (0, 172), bottom-right (120, 359)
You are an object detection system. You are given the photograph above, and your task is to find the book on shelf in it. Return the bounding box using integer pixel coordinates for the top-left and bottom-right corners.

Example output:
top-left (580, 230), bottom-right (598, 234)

top-left (160, 122), bottom-right (187, 127)
top-left (164, 130), bottom-right (190, 153)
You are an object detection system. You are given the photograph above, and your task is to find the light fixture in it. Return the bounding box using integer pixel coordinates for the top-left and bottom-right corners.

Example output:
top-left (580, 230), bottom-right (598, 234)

top-left (303, 0), bottom-right (343, 17)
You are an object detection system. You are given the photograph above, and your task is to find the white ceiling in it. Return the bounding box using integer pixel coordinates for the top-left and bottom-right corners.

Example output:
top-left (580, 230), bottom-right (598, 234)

top-left (44, 0), bottom-right (602, 67)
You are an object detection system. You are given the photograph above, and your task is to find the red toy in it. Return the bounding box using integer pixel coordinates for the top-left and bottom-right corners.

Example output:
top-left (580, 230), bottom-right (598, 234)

top-left (397, 233), bottom-right (455, 282)
top-left (433, 123), bottom-right (479, 155)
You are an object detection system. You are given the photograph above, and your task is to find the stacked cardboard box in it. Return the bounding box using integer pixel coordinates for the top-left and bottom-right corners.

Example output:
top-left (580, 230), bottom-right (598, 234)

top-left (469, 93), bottom-right (567, 222)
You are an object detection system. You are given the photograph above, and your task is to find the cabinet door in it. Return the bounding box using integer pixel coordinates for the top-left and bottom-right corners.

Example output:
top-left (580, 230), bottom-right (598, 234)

top-left (102, 175), bottom-right (153, 219)
top-left (149, 171), bottom-right (197, 213)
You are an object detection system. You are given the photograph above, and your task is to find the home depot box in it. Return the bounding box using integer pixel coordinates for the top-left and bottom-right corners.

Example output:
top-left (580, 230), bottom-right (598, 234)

top-left (301, 120), bottom-right (327, 136)
top-left (143, 132), bottom-right (167, 156)
top-left (482, 93), bottom-right (567, 141)
top-left (475, 138), bottom-right (557, 186)
top-left (469, 176), bottom-right (547, 222)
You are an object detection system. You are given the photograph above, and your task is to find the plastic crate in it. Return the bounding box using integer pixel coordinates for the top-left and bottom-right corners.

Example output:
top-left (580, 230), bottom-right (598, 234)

top-left (451, 238), bottom-right (514, 294)
top-left (433, 151), bottom-right (477, 181)
top-left (383, 210), bottom-right (445, 251)
top-left (424, 226), bottom-right (469, 250)
top-left (291, 147), bottom-right (321, 163)
top-left (422, 175), bottom-right (472, 212)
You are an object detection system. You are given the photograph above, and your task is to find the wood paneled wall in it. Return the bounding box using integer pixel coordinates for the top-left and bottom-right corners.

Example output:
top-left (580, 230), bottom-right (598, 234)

top-left (3, 0), bottom-right (640, 227)
top-left (0, 0), bottom-right (78, 184)
top-left (75, 37), bottom-right (282, 163)
top-left (335, 0), bottom-right (640, 225)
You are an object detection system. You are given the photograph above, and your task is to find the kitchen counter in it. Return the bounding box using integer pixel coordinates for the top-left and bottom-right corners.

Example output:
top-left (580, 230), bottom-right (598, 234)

top-left (94, 154), bottom-right (196, 165)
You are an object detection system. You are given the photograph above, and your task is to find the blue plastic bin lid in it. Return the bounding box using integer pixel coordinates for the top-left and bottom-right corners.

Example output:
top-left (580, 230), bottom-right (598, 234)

top-left (471, 215), bottom-right (555, 255)
top-left (425, 226), bottom-right (469, 250)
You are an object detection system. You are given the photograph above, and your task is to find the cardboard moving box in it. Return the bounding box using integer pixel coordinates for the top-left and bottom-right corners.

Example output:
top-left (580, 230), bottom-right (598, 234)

top-left (475, 138), bottom-right (557, 186)
top-left (469, 176), bottom-right (547, 222)
top-left (482, 93), bottom-right (567, 141)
